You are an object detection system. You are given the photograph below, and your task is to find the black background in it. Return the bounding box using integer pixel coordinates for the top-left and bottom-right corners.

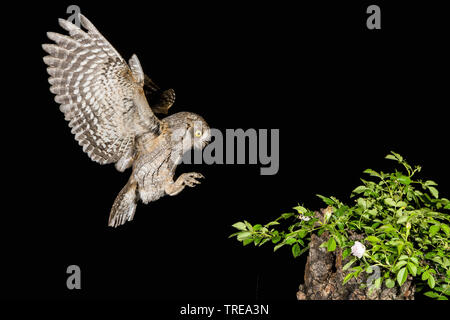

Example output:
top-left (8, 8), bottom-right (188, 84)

top-left (1, 0), bottom-right (449, 313)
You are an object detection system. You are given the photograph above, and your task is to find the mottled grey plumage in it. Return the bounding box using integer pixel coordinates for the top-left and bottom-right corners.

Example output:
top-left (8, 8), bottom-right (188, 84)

top-left (43, 14), bottom-right (210, 227)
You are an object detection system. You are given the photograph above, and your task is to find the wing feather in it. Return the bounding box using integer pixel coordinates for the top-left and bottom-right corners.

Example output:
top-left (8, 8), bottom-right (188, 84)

top-left (128, 54), bottom-right (145, 86)
top-left (43, 14), bottom-right (160, 165)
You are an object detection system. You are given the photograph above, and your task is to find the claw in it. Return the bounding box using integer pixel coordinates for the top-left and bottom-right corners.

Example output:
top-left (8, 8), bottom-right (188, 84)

top-left (182, 172), bottom-right (204, 187)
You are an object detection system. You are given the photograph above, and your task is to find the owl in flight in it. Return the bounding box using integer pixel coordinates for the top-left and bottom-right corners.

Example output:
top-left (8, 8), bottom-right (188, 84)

top-left (42, 14), bottom-right (211, 227)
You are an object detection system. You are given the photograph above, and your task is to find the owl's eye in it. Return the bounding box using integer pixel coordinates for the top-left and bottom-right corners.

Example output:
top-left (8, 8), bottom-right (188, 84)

top-left (194, 130), bottom-right (202, 137)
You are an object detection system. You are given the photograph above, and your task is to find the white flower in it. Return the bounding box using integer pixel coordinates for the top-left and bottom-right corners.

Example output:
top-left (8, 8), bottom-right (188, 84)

top-left (351, 241), bottom-right (366, 259)
top-left (298, 214), bottom-right (311, 221)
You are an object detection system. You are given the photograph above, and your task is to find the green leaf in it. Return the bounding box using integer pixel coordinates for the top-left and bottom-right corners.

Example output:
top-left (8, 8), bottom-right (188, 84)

top-left (425, 252), bottom-right (435, 260)
top-left (440, 224), bottom-right (450, 236)
top-left (298, 230), bottom-right (308, 238)
top-left (378, 224), bottom-right (397, 233)
top-left (407, 262), bottom-right (417, 276)
top-left (292, 243), bottom-right (301, 258)
top-left (232, 222), bottom-right (247, 231)
top-left (363, 169), bottom-right (382, 178)
top-left (342, 248), bottom-right (351, 259)
top-left (445, 203), bottom-right (450, 210)
top-left (384, 198), bottom-right (397, 207)
top-left (243, 238), bottom-right (253, 246)
top-left (422, 270), bottom-right (430, 280)
top-left (273, 243), bottom-right (285, 252)
top-left (397, 215), bottom-right (408, 224)
top-left (285, 237), bottom-right (297, 245)
top-left (293, 206), bottom-right (307, 214)
top-left (397, 243), bottom-right (405, 256)
top-left (237, 231), bottom-right (252, 241)
top-left (244, 220), bottom-right (253, 230)
top-left (327, 237), bottom-right (336, 252)
top-left (297, 245), bottom-right (310, 257)
top-left (316, 194), bottom-right (335, 206)
top-left (397, 175), bottom-right (411, 185)
top-left (366, 236), bottom-right (381, 243)
top-left (228, 232), bottom-right (240, 238)
top-left (357, 198), bottom-right (367, 210)
top-left (424, 180), bottom-right (438, 186)
top-left (253, 224), bottom-right (262, 231)
top-left (428, 275), bottom-right (435, 289)
top-left (393, 260), bottom-right (407, 272)
top-left (265, 221), bottom-right (280, 227)
top-left (429, 224), bottom-right (440, 237)
top-left (352, 185), bottom-right (367, 194)
top-left (343, 258), bottom-right (356, 271)
top-left (343, 273), bottom-right (354, 285)
top-left (385, 278), bottom-right (395, 288)
top-left (385, 154), bottom-right (398, 161)
top-left (424, 291), bottom-right (439, 298)
top-left (396, 201), bottom-right (408, 208)
top-left (410, 257), bottom-right (419, 265)
top-left (281, 213), bottom-right (294, 219)
top-left (374, 277), bottom-right (382, 289)
top-left (427, 186), bottom-right (439, 199)
top-left (271, 235), bottom-right (281, 243)
top-left (397, 267), bottom-right (408, 286)
top-left (390, 152), bottom-right (403, 161)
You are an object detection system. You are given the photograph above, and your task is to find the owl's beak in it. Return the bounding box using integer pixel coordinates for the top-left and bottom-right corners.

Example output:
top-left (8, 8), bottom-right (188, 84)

top-left (206, 130), bottom-right (212, 142)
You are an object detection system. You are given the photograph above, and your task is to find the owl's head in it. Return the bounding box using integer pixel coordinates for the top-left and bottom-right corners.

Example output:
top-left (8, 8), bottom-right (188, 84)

top-left (163, 112), bottom-right (211, 151)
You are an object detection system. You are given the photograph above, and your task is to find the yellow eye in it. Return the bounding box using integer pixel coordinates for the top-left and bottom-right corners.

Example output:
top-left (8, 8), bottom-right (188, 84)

top-left (195, 130), bottom-right (202, 137)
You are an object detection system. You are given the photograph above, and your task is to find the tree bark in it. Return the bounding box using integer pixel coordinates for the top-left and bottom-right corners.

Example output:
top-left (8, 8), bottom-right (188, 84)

top-left (296, 210), bottom-right (415, 300)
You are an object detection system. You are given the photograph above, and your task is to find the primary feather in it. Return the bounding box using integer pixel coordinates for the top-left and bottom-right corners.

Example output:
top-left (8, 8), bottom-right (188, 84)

top-left (43, 14), bottom-right (160, 166)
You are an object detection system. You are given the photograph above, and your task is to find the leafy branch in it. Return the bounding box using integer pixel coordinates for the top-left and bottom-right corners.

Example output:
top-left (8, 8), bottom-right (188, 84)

top-left (230, 152), bottom-right (450, 300)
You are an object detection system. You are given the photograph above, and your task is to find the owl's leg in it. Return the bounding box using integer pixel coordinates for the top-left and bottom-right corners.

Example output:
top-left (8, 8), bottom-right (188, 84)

top-left (164, 172), bottom-right (204, 196)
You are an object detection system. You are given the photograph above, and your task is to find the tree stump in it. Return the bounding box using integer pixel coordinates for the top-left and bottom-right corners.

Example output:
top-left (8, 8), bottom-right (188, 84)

top-left (296, 210), bottom-right (415, 300)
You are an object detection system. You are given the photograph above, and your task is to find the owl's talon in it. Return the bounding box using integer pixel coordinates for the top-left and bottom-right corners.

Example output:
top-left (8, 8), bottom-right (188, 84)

top-left (182, 172), bottom-right (204, 187)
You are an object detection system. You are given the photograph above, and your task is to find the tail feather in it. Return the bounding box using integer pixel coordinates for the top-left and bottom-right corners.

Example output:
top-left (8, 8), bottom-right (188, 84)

top-left (108, 180), bottom-right (138, 227)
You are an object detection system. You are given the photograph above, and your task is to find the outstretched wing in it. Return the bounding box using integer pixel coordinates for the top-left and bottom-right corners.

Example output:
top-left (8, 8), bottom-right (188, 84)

top-left (143, 74), bottom-right (176, 115)
top-left (43, 15), bottom-right (161, 165)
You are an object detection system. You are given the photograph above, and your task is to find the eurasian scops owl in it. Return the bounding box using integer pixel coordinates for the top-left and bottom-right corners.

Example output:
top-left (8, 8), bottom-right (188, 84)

top-left (42, 15), bottom-right (211, 227)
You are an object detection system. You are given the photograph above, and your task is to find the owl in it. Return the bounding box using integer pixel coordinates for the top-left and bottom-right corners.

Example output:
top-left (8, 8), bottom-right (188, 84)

top-left (42, 14), bottom-right (211, 227)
